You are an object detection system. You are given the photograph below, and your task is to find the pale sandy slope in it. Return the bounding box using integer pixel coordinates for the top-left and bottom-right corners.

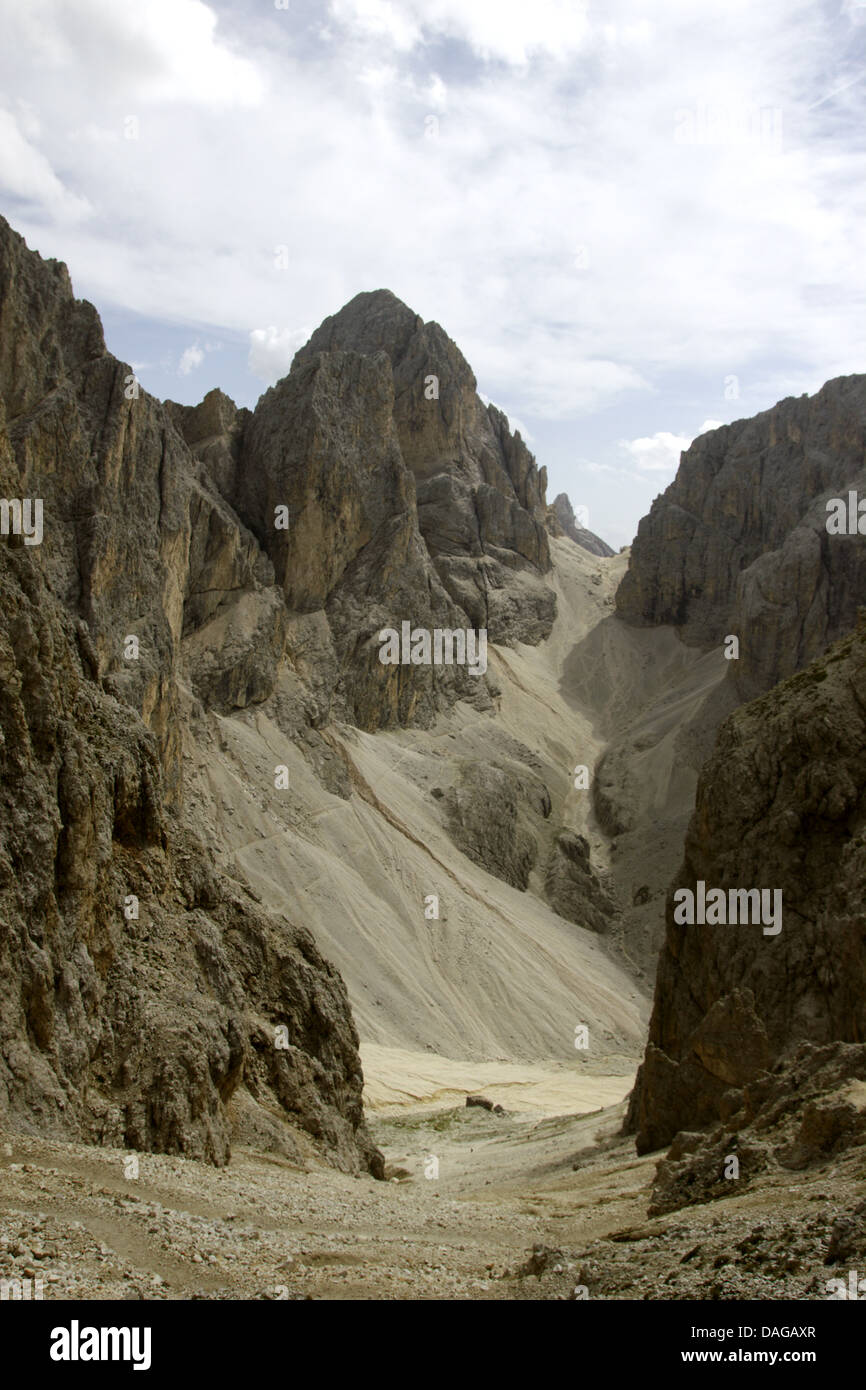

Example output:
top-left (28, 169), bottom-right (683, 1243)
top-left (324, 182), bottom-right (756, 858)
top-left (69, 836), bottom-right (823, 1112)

top-left (179, 536), bottom-right (725, 1109)
top-left (361, 1043), bottom-right (636, 1115)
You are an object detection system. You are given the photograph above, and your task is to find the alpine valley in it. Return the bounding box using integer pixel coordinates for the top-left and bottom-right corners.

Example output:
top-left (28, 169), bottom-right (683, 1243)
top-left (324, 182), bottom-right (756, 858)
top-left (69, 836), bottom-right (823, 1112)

top-left (1, 215), bottom-right (864, 1301)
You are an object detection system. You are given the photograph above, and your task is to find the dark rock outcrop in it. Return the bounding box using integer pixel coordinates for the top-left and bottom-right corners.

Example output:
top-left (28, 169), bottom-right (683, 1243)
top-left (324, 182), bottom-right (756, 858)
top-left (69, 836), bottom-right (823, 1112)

top-left (443, 759), bottom-right (551, 890)
top-left (544, 832), bottom-right (618, 934)
top-left (234, 346), bottom-right (490, 730)
top-left (647, 1042), bottom-right (866, 1216)
top-left (627, 619), bottom-right (866, 1155)
top-left (616, 379), bottom-right (866, 699)
top-left (466, 1094), bottom-right (494, 1110)
top-left (291, 289), bottom-right (556, 648)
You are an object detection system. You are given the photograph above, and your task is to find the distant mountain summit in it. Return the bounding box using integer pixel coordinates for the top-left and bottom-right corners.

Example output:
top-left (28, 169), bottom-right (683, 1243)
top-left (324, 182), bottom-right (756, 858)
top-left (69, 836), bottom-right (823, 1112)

top-left (545, 492), bottom-right (614, 557)
top-left (170, 286), bottom-right (562, 731)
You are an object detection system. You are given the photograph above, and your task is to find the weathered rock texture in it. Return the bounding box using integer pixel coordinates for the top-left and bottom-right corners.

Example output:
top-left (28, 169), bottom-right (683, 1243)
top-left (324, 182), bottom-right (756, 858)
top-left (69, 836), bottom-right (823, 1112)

top-left (234, 347), bottom-right (488, 731)
top-left (443, 758), bottom-right (551, 891)
top-left (628, 618), bottom-right (866, 1154)
top-left (616, 380), bottom-right (866, 698)
top-left (648, 1042), bottom-right (866, 1216)
top-left (546, 492), bottom-right (614, 558)
top-left (165, 293), bottom-right (558, 735)
top-left (0, 215), bottom-right (381, 1174)
top-left (544, 831), bottom-right (618, 935)
top-left (290, 290), bottom-right (556, 649)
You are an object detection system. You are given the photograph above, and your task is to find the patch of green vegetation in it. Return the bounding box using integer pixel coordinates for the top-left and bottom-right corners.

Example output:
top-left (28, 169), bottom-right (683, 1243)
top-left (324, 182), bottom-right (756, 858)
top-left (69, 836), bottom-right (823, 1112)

top-left (428, 1109), bottom-right (462, 1132)
top-left (372, 1107), bottom-right (463, 1135)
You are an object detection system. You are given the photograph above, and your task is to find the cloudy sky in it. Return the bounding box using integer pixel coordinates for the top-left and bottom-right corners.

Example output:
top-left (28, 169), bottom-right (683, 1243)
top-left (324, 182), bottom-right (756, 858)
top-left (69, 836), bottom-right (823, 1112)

top-left (1, 0), bottom-right (864, 546)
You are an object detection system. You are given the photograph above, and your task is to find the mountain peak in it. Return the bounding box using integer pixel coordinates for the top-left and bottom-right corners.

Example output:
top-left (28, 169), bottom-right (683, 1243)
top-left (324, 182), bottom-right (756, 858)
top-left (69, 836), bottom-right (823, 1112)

top-left (295, 287), bottom-right (424, 366)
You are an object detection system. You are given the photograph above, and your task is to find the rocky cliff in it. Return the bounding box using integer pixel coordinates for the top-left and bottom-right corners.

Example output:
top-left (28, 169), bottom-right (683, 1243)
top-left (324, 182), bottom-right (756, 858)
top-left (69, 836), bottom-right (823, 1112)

top-left (628, 617), bottom-right (866, 1154)
top-left (166, 292), bottom-right (559, 735)
top-left (616, 379), bottom-right (866, 698)
top-left (0, 215), bottom-right (384, 1173)
top-left (592, 377), bottom-right (866, 981)
top-left (289, 289), bottom-right (556, 648)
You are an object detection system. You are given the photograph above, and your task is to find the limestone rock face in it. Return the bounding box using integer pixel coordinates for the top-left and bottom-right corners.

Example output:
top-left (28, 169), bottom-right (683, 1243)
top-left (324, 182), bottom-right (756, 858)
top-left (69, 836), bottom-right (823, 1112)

top-left (172, 292), bottom-right (557, 735)
top-left (544, 832), bottom-right (619, 935)
top-left (628, 619), bottom-right (866, 1154)
top-left (0, 215), bottom-right (380, 1174)
top-left (647, 1042), bottom-right (866, 1216)
top-left (0, 508), bottom-right (377, 1172)
top-left (615, 379), bottom-right (866, 697)
top-left (235, 347), bottom-right (486, 730)
top-left (166, 388), bottom-right (250, 502)
top-left (546, 493), bottom-right (614, 558)
top-left (292, 289), bottom-right (555, 646)
top-left (0, 230), bottom-right (189, 801)
top-left (443, 759), bottom-right (551, 890)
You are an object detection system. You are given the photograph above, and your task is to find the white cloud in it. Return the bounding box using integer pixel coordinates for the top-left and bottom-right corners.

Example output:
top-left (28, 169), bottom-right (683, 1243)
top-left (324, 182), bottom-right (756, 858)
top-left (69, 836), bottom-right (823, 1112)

top-left (178, 342), bottom-right (204, 375)
top-left (0, 0), bottom-right (862, 444)
top-left (329, 0), bottom-right (590, 64)
top-left (621, 420), bottom-right (724, 473)
top-left (842, 0), bottom-right (866, 25)
top-left (0, 107), bottom-right (91, 221)
top-left (427, 74), bottom-right (448, 111)
top-left (329, 0), bottom-right (421, 52)
top-left (0, 0), bottom-right (264, 107)
top-left (248, 326), bottom-right (310, 385)
top-left (620, 430), bottom-right (689, 473)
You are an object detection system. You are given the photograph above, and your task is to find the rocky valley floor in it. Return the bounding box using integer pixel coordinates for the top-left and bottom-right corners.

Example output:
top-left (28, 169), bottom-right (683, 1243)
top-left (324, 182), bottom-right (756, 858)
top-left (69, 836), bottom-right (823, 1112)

top-left (2, 1071), bottom-right (862, 1302)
